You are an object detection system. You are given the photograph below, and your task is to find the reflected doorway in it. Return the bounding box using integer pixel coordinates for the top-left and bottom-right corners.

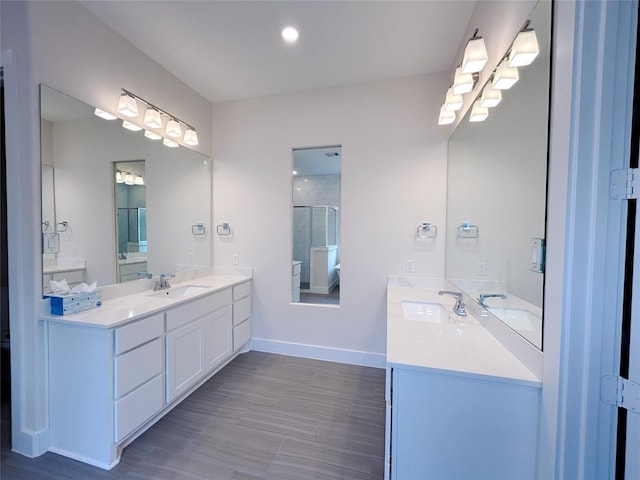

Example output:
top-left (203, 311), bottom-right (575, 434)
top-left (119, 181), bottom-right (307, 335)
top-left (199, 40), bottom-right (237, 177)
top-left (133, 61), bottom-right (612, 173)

top-left (292, 146), bottom-right (341, 306)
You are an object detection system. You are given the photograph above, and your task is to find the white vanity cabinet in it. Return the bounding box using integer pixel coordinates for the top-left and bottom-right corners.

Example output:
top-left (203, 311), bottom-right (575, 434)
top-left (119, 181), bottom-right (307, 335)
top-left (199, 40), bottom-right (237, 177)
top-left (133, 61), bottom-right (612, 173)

top-left (45, 275), bottom-right (252, 470)
top-left (386, 365), bottom-right (540, 480)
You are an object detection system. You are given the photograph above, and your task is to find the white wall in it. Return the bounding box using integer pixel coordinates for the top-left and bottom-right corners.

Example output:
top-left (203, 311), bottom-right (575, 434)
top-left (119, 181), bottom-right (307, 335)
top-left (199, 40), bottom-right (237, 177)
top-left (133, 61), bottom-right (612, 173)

top-left (1, 0), bottom-right (212, 456)
top-left (212, 74), bottom-right (450, 364)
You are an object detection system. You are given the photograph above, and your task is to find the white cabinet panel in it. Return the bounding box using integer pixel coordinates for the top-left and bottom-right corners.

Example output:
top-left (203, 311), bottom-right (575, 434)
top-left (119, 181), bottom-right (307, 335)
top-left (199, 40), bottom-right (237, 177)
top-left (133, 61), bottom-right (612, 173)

top-left (114, 338), bottom-right (163, 398)
top-left (166, 320), bottom-right (204, 402)
top-left (233, 318), bottom-right (251, 352)
top-left (204, 305), bottom-right (233, 372)
top-left (114, 374), bottom-right (163, 443)
top-left (114, 313), bottom-right (164, 354)
top-left (232, 296), bottom-right (251, 326)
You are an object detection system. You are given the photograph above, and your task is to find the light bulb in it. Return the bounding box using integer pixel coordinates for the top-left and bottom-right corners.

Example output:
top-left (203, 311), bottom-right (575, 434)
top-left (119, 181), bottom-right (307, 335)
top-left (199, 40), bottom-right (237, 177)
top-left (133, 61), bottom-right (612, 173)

top-left (479, 86), bottom-right (502, 108)
top-left (461, 36), bottom-right (488, 73)
top-left (453, 67), bottom-right (474, 95)
top-left (183, 129), bottom-right (199, 146)
top-left (143, 108), bottom-right (162, 129)
top-left (469, 100), bottom-right (489, 122)
top-left (438, 104), bottom-right (455, 125)
top-left (117, 94), bottom-right (139, 118)
top-left (165, 119), bottom-right (182, 138)
top-left (492, 61), bottom-right (519, 90)
top-left (508, 29), bottom-right (539, 67)
top-left (444, 88), bottom-right (463, 112)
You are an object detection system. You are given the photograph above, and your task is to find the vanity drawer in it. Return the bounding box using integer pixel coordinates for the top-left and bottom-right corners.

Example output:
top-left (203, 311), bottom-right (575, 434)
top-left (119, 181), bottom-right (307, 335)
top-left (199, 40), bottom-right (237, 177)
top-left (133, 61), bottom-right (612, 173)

top-left (114, 338), bottom-right (163, 398)
top-left (114, 374), bottom-right (163, 443)
top-left (114, 313), bottom-right (164, 355)
top-left (166, 289), bottom-right (231, 332)
top-left (233, 318), bottom-right (251, 352)
top-left (233, 296), bottom-right (251, 326)
top-left (232, 281), bottom-right (251, 301)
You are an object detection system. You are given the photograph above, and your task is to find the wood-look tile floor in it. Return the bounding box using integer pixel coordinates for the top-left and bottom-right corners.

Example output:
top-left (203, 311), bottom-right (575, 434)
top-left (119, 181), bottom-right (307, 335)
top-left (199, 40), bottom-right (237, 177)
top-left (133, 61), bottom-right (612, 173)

top-left (1, 351), bottom-right (386, 479)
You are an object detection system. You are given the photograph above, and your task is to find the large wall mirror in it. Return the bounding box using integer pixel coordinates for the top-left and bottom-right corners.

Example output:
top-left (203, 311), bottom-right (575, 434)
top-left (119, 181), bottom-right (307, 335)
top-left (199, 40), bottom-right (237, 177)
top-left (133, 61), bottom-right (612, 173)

top-left (445, 0), bottom-right (551, 350)
top-left (291, 146), bottom-right (341, 306)
top-left (40, 85), bottom-right (211, 294)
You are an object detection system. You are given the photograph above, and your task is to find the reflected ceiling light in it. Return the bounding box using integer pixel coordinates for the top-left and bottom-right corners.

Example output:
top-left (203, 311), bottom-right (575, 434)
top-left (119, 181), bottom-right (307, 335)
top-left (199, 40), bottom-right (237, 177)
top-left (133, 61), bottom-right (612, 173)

top-left (292, 170), bottom-right (298, 175)
top-left (282, 26), bottom-right (299, 43)
top-left (444, 88), bottom-right (463, 111)
top-left (163, 137), bottom-right (179, 148)
top-left (94, 108), bottom-right (117, 120)
top-left (452, 67), bottom-right (474, 95)
top-left (143, 107), bottom-right (162, 129)
top-left (491, 60), bottom-right (519, 90)
top-left (438, 104), bottom-right (456, 125)
top-left (124, 173), bottom-right (135, 185)
top-left (469, 100), bottom-right (489, 122)
top-left (461, 29), bottom-right (488, 73)
top-left (479, 85), bottom-right (502, 108)
top-left (183, 129), bottom-right (199, 146)
top-left (122, 120), bottom-right (143, 131)
top-left (134, 175), bottom-right (144, 185)
top-left (115, 171), bottom-right (124, 183)
top-left (144, 130), bottom-right (162, 140)
top-left (508, 26), bottom-right (539, 67)
top-left (117, 93), bottom-right (139, 118)
top-left (165, 118), bottom-right (182, 138)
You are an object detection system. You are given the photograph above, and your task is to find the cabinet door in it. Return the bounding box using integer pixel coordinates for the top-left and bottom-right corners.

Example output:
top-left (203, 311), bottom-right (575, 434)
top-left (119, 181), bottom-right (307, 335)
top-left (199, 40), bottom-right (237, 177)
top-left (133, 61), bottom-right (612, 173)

top-left (166, 320), bottom-right (204, 403)
top-left (204, 305), bottom-right (232, 373)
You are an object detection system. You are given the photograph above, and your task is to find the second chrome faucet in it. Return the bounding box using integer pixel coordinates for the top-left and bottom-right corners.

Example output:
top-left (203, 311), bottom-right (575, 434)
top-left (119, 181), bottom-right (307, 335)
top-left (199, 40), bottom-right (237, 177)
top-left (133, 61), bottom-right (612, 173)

top-left (438, 290), bottom-right (467, 317)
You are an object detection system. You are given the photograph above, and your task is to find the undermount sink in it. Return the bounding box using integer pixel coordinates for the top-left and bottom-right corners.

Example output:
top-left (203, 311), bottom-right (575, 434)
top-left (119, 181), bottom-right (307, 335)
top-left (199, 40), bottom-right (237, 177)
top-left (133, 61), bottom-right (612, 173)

top-left (401, 301), bottom-right (448, 323)
top-left (487, 307), bottom-right (541, 332)
top-left (149, 285), bottom-right (210, 298)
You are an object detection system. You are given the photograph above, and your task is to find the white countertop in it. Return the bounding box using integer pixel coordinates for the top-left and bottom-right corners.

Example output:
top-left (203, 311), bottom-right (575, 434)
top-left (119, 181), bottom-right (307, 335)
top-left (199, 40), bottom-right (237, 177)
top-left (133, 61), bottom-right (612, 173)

top-left (41, 274), bottom-right (251, 329)
top-left (387, 282), bottom-right (541, 387)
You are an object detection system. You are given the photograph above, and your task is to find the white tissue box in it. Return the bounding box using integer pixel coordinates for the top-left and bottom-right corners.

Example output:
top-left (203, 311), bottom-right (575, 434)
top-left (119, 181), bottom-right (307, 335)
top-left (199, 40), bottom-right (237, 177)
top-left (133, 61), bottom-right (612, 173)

top-left (46, 291), bottom-right (102, 316)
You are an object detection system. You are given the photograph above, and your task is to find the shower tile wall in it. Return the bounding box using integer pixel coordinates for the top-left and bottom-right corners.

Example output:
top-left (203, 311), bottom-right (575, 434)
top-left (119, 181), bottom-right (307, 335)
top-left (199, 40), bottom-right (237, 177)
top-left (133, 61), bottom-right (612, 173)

top-left (293, 175), bottom-right (340, 286)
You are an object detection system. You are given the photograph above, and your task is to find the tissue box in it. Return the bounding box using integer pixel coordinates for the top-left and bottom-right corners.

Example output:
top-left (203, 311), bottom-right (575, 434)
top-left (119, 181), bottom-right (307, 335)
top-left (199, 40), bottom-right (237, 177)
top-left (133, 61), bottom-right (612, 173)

top-left (46, 291), bottom-right (102, 316)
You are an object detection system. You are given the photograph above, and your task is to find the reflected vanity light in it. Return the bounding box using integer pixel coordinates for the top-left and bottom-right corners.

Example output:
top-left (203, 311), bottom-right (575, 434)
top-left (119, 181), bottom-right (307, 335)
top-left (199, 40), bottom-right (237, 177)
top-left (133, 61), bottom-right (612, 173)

top-left (94, 108), bottom-right (117, 120)
top-left (292, 170), bottom-right (298, 175)
top-left (122, 120), bottom-right (143, 132)
top-left (444, 88), bottom-right (463, 111)
top-left (492, 60), bottom-right (519, 90)
top-left (469, 100), bottom-right (489, 122)
top-left (115, 171), bottom-right (124, 183)
top-left (117, 93), bottom-right (139, 117)
top-left (163, 137), bottom-right (179, 148)
top-left (144, 130), bottom-right (162, 140)
top-left (282, 26), bottom-right (299, 43)
top-left (452, 67), bottom-right (474, 95)
top-left (461, 30), bottom-right (488, 74)
top-left (134, 175), bottom-right (144, 185)
top-left (438, 104), bottom-right (456, 125)
top-left (479, 85), bottom-right (502, 108)
top-left (124, 173), bottom-right (134, 185)
top-left (508, 28), bottom-right (539, 67)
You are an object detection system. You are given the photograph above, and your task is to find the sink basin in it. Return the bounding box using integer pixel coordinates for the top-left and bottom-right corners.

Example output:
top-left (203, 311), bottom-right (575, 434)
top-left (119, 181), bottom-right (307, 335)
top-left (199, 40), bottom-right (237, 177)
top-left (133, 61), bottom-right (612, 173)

top-left (487, 307), bottom-right (541, 332)
top-left (149, 285), bottom-right (209, 298)
top-left (401, 301), bottom-right (448, 323)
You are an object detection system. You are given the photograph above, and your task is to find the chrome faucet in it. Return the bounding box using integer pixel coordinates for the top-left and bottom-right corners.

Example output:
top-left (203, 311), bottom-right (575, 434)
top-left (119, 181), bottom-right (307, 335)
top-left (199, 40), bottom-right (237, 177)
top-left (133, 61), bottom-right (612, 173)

top-left (154, 273), bottom-right (176, 291)
top-left (478, 293), bottom-right (507, 307)
top-left (137, 271), bottom-right (152, 279)
top-left (438, 290), bottom-right (467, 317)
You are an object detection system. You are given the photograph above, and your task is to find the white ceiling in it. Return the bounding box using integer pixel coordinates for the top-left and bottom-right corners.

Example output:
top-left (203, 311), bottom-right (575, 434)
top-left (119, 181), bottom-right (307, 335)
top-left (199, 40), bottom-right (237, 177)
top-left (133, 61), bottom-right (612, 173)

top-left (80, 0), bottom-right (478, 104)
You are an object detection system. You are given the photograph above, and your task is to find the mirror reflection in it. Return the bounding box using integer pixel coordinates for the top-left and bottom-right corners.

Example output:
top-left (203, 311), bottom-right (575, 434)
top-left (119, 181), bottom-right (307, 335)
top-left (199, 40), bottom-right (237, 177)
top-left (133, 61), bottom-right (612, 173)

top-left (445, 1), bottom-right (551, 349)
top-left (292, 146), bottom-right (341, 305)
top-left (40, 85), bottom-right (212, 293)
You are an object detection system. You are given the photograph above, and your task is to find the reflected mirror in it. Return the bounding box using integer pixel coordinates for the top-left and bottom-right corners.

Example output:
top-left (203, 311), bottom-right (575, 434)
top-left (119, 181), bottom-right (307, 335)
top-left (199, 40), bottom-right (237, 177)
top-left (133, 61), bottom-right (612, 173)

top-left (291, 146), bottom-right (341, 306)
top-left (40, 85), bottom-right (211, 293)
top-left (445, 1), bottom-right (551, 349)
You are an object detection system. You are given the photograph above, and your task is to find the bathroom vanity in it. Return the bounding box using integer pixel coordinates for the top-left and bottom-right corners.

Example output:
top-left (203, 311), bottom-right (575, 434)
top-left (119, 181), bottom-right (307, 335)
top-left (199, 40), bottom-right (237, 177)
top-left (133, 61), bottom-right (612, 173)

top-left (42, 273), bottom-right (251, 469)
top-left (385, 277), bottom-right (541, 480)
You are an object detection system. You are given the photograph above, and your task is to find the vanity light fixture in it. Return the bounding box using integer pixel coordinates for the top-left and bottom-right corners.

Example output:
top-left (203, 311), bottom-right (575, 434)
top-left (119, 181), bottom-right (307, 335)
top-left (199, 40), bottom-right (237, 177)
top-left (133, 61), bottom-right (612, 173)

top-left (438, 104), bottom-right (456, 125)
top-left (491, 60), bottom-right (519, 90)
top-left (479, 84), bottom-right (502, 108)
top-left (115, 88), bottom-right (199, 149)
top-left (469, 100), bottom-right (489, 122)
top-left (144, 130), bottom-right (162, 140)
top-left (117, 93), bottom-right (139, 118)
top-left (282, 26), bottom-right (299, 43)
top-left (124, 172), bottom-right (135, 185)
top-left (143, 107), bottom-right (162, 129)
top-left (94, 108), bottom-right (117, 120)
top-left (508, 23), bottom-right (539, 67)
top-left (122, 120), bottom-right (143, 132)
top-left (165, 118), bottom-right (182, 138)
top-left (115, 171), bottom-right (124, 183)
top-left (134, 175), bottom-right (144, 186)
top-left (444, 87), bottom-right (463, 111)
top-left (461, 29), bottom-right (488, 74)
top-left (452, 67), bottom-right (475, 95)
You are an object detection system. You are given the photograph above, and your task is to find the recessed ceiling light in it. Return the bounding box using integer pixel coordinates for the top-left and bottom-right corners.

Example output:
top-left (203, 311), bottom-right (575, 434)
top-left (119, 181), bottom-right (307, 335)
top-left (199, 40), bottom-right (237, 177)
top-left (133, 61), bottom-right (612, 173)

top-left (282, 26), bottom-right (299, 43)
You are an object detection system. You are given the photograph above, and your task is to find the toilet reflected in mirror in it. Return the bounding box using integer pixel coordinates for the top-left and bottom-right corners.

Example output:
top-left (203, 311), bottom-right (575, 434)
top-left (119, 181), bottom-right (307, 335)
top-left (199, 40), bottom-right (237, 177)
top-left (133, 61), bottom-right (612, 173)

top-left (291, 146), bottom-right (341, 306)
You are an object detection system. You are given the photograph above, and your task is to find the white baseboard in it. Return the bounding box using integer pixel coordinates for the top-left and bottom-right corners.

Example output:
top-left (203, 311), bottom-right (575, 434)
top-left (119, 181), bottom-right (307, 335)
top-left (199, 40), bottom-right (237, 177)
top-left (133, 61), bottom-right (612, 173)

top-left (251, 338), bottom-right (386, 368)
